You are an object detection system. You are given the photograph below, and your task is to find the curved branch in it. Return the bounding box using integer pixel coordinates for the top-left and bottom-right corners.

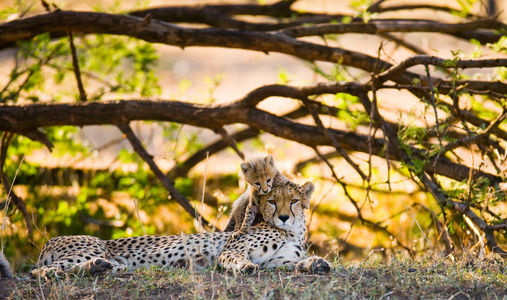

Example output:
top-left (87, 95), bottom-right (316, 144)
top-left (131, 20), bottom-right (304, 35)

top-left (279, 19), bottom-right (504, 40)
top-left (0, 11), bottom-right (395, 80)
top-left (168, 105), bottom-right (314, 178)
top-left (0, 97), bottom-right (502, 186)
top-left (130, 0), bottom-right (297, 20)
top-left (2, 11), bottom-right (507, 98)
top-left (0, 132), bottom-right (32, 234)
top-left (128, 3), bottom-right (504, 44)
top-left (169, 127), bottom-right (260, 179)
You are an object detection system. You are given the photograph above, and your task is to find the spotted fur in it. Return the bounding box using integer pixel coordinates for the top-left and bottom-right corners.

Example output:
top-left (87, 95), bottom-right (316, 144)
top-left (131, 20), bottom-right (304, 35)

top-left (31, 182), bottom-right (330, 278)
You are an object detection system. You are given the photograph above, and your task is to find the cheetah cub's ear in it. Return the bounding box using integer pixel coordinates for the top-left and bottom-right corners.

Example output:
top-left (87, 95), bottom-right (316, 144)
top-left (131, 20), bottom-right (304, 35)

top-left (240, 162), bottom-right (249, 174)
top-left (301, 182), bottom-right (315, 209)
top-left (265, 154), bottom-right (275, 166)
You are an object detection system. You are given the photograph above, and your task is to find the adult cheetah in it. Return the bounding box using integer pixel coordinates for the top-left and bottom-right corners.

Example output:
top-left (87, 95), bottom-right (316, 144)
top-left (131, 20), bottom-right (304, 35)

top-left (31, 181), bottom-right (330, 278)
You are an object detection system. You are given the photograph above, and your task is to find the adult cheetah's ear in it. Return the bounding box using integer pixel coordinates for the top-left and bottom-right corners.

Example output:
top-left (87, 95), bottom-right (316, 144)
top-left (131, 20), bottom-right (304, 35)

top-left (265, 154), bottom-right (275, 166)
top-left (301, 182), bottom-right (315, 209)
top-left (240, 162), bottom-right (249, 174)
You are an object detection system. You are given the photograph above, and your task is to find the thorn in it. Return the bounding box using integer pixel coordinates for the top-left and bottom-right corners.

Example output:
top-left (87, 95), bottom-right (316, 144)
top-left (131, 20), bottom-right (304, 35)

top-left (141, 14), bottom-right (152, 26)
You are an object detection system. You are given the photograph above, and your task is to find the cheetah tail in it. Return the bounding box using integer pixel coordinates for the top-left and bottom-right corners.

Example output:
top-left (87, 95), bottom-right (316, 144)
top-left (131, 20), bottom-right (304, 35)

top-left (0, 251), bottom-right (13, 279)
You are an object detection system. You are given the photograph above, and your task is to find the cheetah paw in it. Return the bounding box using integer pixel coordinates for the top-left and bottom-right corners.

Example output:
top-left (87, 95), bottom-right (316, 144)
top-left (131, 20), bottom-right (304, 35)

top-left (87, 258), bottom-right (114, 276)
top-left (296, 256), bottom-right (331, 274)
top-left (31, 266), bottom-right (65, 280)
top-left (237, 262), bottom-right (259, 274)
top-left (230, 229), bottom-right (248, 240)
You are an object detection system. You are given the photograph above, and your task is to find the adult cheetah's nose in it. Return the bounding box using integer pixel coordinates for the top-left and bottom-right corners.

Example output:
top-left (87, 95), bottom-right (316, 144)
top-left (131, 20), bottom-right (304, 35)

top-left (279, 215), bottom-right (289, 223)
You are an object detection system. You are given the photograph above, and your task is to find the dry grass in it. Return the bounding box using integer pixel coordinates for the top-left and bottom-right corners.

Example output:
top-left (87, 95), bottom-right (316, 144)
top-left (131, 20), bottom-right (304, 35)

top-left (2, 252), bottom-right (507, 299)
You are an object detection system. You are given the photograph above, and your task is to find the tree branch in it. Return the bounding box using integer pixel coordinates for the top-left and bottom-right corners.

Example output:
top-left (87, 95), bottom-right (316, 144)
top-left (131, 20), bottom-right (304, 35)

top-left (304, 99), bottom-right (367, 181)
top-left (2, 11), bottom-right (506, 97)
top-left (0, 132), bottom-right (32, 234)
top-left (279, 19), bottom-right (504, 40)
top-left (378, 55), bottom-right (507, 83)
top-left (358, 90), bottom-right (506, 254)
top-left (118, 123), bottom-right (212, 230)
top-left (0, 96), bottom-right (502, 186)
top-left (67, 31), bottom-right (87, 102)
top-left (213, 128), bottom-right (245, 161)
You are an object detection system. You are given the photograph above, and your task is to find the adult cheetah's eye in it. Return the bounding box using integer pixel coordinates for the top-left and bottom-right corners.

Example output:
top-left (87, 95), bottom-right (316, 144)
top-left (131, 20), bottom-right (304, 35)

top-left (291, 199), bottom-right (299, 204)
top-left (268, 200), bottom-right (276, 205)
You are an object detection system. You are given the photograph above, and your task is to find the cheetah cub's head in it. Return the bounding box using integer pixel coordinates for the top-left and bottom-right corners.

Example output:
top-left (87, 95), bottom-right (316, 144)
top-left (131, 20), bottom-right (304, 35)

top-left (241, 154), bottom-right (278, 195)
top-left (259, 181), bottom-right (315, 230)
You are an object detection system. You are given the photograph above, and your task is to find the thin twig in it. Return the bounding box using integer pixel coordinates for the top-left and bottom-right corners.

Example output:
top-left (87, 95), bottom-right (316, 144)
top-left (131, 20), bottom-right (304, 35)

top-left (68, 31), bottom-right (87, 102)
top-left (400, 198), bottom-right (433, 247)
top-left (1, 155), bottom-right (25, 262)
top-left (306, 185), bottom-right (333, 242)
top-left (214, 128), bottom-right (245, 160)
top-left (197, 151), bottom-right (209, 232)
top-left (305, 99), bottom-right (367, 181)
top-left (359, 90), bottom-right (506, 254)
top-left (133, 199), bottom-right (146, 236)
top-left (0, 133), bottom-right (32, 234)
top-left (119, 123), bottom-right (213, 229)
top-left (312, 147), bottom-right (362, 215)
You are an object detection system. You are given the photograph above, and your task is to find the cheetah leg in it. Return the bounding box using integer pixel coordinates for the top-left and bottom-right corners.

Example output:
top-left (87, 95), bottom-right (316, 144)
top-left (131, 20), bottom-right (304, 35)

top-left (259, 242), bottom-right (331, 274)
top-left (218, 250), bottom-right (259, 274)
top-left (108, 256), bottom-right (129, 273)
top-left (31, 256), bottom-right (121, 279)
top-left (230, 195), bottom-right (258, 239)
top-left (218, 240), bottom-right (259, 274)
top-left (224, 191), bottom-right (250, 232)
top-left (31, 265), bottom-right (65, 279)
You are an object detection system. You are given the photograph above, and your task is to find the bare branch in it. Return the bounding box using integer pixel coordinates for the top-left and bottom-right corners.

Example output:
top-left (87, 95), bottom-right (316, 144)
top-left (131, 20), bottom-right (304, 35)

top-left (118, 123), bottom-right (213, 230)
top-left (67, 31), bottom-right (87, 102)
top-left (305, 99), bottom-right (367, 181)
top-left (279, 19), bottom-right (503, 39)
top-left (0, 96), bottom-right (502, 186)
top-left (170, 127), bottom-right (259, 179)
top-left (214, 128), bottom-right (245, 161)
top-left (2, 11), bottom-right (507, 98)
top-left (378, 55), bottom-right (507, 83)
top-left (0, 132), bottom-right (32, 234)
top-left (19, 129), bottom-right (54, 151)
top-left (359, 90), bottom-right (506, 254)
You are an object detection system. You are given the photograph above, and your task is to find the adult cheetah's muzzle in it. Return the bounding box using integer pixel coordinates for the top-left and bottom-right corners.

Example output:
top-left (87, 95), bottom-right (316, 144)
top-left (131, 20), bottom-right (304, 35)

top-left (278, 215), bottom-right (289, 223)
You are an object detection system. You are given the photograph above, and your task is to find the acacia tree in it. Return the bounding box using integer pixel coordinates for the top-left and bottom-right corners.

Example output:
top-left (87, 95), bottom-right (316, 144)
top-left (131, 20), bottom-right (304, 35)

top-left (1, 0), bottom-right (507, 257)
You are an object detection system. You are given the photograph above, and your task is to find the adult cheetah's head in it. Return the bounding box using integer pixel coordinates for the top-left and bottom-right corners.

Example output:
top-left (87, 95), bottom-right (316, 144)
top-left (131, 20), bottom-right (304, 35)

top-left (259, 181), bottom-right (314, 230)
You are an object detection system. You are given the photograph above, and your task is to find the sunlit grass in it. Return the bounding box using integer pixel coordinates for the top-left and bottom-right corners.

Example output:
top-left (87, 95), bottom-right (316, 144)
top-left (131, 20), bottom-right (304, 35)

top-left (5, 252), bottom-right (507, 299)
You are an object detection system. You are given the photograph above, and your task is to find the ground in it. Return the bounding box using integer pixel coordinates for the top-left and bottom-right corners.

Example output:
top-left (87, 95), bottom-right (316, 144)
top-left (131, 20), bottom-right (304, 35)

top-left (2, 253), bottom-right (507, 299)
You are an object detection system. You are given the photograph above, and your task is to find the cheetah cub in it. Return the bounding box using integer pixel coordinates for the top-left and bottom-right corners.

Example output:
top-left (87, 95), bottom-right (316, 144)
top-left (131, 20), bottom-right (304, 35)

top-left (224, 154), bottom-right (289, 236)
